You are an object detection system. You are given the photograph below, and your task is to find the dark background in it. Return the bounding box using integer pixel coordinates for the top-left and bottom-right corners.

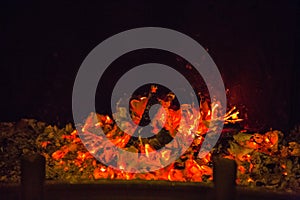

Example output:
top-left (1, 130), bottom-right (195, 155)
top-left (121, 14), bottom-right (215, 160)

top-left (0, 0), bottom-right (299, 131)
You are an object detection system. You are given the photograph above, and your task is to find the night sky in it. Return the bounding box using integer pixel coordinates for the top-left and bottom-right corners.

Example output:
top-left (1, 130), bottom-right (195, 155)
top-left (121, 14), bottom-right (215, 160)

top-left (0, 0), bottom-right (299, 131)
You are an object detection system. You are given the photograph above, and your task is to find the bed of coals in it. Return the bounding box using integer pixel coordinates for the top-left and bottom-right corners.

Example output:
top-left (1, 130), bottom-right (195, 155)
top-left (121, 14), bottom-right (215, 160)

top-left (0, 115), bottom-right (300, 193)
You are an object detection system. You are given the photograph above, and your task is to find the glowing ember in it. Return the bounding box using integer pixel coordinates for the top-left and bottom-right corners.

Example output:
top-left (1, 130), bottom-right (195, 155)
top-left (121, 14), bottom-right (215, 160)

top-left (44, 88), bottom-right (243, 183)
top-left (21, 87), bottom-right (297, 193)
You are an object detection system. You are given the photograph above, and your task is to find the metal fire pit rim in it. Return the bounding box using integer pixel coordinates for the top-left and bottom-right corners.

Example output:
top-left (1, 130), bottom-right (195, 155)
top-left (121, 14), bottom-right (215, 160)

top-left (1, 180), bottom-right (300, 200)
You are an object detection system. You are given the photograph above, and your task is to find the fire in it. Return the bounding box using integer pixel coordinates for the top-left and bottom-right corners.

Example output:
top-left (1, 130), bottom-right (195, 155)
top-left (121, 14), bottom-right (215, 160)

top-left (145, 144), bottom-right (150, 158)
top-left (247, 178), bottom-right (254, 183)
top-left (52, 146), bottom-right (69, 160)
top-left (161, 149), bottom-right (171, 161)
top-left (40, 86), bottom-right (298, 191)
top-left (95, 122), bottom-right (101, 127)
top-left (238, 166), bottom-right (246, 174)
top-left (47, 105), bottom-right (220, 182)
top-left (41, 141), bottom-right (51, 148)
top-left (45, 88), bottom-right (245, 183)
top-left (265, 138), bottom-right (270, 143)
top-left (100, 167), bottom-right (106, 172)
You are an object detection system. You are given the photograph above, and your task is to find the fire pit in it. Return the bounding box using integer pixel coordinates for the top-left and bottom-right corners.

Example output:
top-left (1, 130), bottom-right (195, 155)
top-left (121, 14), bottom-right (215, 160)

top-left (1, 1), bottom-right (299, 200)
top-left (1, 86), bottom-right (300, 199)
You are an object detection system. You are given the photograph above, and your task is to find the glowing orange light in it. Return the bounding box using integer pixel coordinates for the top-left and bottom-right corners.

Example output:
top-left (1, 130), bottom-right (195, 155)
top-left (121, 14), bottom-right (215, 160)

top-left (161, 150), bottom-right (170, 161)
top-left (145, 144), bottom-right (150, 158)
top-left (105, 116), bottom-right (112, 124)
top-left (41, 141), bottom-right (51, 148)
top-left (231, 112), bottom-right (239, 120)
top-left (125, 174), bottom-right (131, 180)
top-left (71, 130), bottom-right (77, 135)
top-left (247, 178), bottom-right (254, 183)
top-left (57, 104), bottom-right (245, 183)
top-left (100, 167), bottom-right (106, 172)
top-left (95, 122), bottom-right (101, 127)
top-left (283, 172), bottom-right (288, 176)
top-left (238, 166), bottom-right (246, 174)
top-left (265, 138), bottom-right (270, 143)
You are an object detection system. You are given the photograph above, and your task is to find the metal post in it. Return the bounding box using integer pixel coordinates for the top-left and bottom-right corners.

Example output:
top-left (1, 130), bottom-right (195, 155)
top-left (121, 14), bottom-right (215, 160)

top-left (213, 157), bottom-right (237, 200)
top-left (21, 153), bottom-right (45, 200)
